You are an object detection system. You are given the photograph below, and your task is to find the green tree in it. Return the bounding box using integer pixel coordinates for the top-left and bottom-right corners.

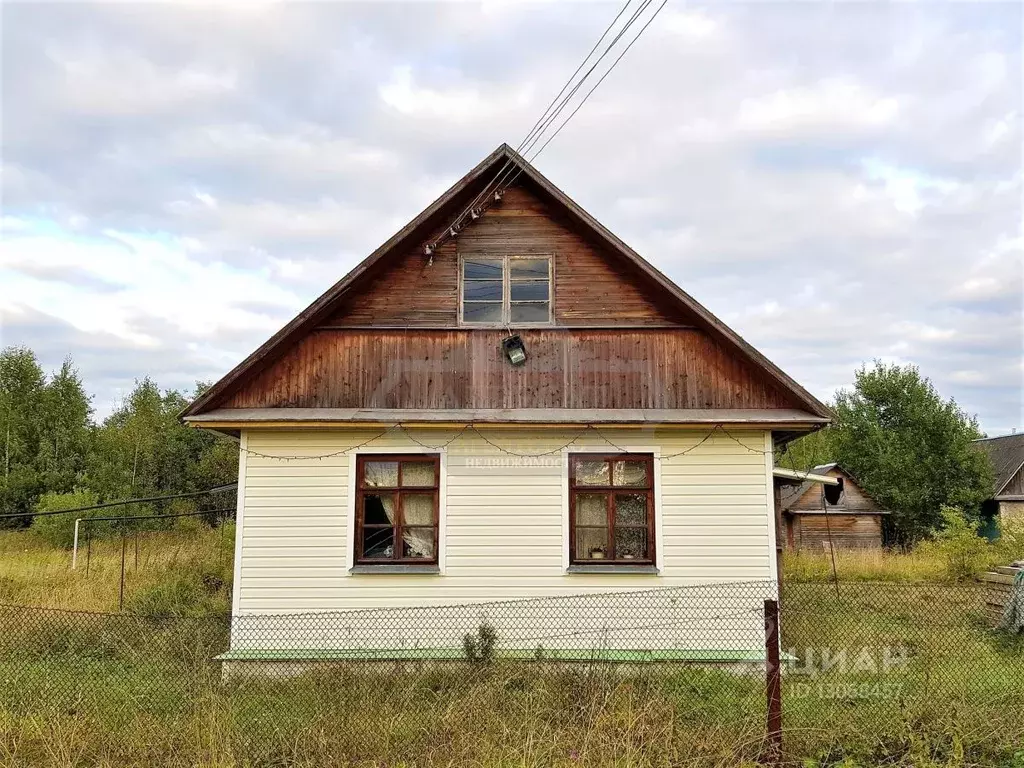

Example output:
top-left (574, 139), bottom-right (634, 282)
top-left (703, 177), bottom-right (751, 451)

top-left (31, 489), bottom-right (105, 549)
top-left (88, 377), bottom-right (166, 502)
top-left (827, 362), bottom-right (991, 543)
top-left (87, 379), bottom-right (238, 519)
top-left (37, 359), bottom-right (93, 495)
top-left (0, 346), bottom-right (46, 525)
top-left (777, 427), bottom-right (834, 472)
top-left (158, 383), bottom-right (238, 498)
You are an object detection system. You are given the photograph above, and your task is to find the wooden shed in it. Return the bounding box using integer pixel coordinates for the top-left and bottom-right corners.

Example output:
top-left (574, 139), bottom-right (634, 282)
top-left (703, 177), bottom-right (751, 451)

top-left (972, 433), bottom-right (1024, 524)
top-left (779, 464), bottom-right (888, 551)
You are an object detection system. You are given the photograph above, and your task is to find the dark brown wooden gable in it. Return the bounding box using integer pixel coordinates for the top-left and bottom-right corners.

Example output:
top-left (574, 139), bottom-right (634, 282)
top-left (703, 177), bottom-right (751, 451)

top-left (182, 143), bottom-right (832, 420)
top-left (321, 181), bottom-right (691, 328)
top-left (221, 328), bottom-right (794, 410)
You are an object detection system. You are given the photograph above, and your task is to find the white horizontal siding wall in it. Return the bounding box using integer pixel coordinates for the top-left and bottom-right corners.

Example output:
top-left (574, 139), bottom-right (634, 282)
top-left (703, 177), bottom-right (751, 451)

top-left (232, 427), bottom-right (777, 653)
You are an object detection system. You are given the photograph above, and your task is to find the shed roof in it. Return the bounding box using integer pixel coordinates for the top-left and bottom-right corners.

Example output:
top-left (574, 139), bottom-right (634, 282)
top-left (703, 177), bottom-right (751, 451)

top-left (182, 143), bottom-right (831, 422)
top-left (973, 433), bottom-right (1024, 497)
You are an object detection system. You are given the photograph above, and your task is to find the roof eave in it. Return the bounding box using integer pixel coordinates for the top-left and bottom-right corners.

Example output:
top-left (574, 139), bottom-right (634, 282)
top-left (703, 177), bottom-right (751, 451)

top-left (184, 407), bottom-right (829, 430)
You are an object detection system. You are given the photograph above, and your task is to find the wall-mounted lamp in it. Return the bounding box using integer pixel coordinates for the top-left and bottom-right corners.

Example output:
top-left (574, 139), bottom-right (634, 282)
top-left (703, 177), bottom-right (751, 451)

top-left (501, 335), bottom-right (527, 366)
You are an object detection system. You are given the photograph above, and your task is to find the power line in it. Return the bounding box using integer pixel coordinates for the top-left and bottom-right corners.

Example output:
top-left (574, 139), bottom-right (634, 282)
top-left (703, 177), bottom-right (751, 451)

top-left (79, 506), bottom-right (236, 525)
top-left (428, 0), bottom-right (663, 254)
top-left (487, 0), bottom-right (658, 196)
top-left (500, 0), bottom-right (669, 193)
top-left (428, 0), bottom-right (637, 253)
top-left (0, 484), bottom-right (238, 520)
top-left (456, 0), bottom-right (655, 231)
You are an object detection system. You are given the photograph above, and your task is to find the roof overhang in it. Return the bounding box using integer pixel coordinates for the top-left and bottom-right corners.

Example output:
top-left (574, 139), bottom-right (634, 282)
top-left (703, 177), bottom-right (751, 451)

top-left (187, 407), bottom-right (828, 434)
top-left (772, 467), bottom-right (841, 486)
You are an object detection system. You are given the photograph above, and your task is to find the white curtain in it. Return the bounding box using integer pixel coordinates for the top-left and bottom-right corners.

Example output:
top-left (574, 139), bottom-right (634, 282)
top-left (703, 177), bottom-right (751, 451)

top-left (402, 528), bottom-right (434, 558)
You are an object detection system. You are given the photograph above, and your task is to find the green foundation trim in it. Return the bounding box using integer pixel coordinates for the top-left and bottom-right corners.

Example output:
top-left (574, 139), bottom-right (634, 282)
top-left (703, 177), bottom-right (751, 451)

top-left (217, 647), bottom-right (787, 663)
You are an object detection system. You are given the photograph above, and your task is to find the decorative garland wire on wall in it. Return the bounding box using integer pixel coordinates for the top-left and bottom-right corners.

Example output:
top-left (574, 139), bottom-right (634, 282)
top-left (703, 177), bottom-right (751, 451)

top-left (236, 423), bottom-right (794, 465)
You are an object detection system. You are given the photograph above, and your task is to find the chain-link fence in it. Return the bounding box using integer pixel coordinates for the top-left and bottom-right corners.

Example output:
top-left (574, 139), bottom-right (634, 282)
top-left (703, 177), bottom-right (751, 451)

top-left (1, 580), bottom-right (1021, 767)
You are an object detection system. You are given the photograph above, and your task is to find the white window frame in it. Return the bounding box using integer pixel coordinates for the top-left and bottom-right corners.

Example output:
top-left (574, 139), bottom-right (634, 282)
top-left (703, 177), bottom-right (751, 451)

top-left (560, 445), bottom-right (663, 574)
top-left (458, 253), bottom-right (554, 327)
top-left (346, 445), bottom-right (448, 574)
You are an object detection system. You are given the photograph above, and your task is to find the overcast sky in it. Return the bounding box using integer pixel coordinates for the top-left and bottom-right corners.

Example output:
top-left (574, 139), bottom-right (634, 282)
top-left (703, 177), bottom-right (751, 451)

top-left (1, 2), bottom-right (1021, 434)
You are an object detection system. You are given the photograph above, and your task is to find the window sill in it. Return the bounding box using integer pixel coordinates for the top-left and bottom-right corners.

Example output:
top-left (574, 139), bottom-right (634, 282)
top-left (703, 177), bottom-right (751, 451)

top-left (349, 565), bottom-right (441, 575)
top-left (566, 565), bottom-right (660, 575)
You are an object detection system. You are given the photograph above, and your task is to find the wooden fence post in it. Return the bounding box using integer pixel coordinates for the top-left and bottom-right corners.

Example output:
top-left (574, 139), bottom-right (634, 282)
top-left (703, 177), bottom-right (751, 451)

top-left (764, 598), bottom-right (782, 766)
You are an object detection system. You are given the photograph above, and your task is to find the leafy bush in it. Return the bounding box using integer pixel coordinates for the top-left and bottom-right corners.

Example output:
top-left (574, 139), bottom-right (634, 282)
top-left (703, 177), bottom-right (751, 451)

top-left (993, 517), bottom-right (1024, 564)
top-left (917, 506), bottom-right (991, 581)
top-left (31, 489), bottom-right (106, 549)
top-left (781, 362), bottom-right (993, 544)
top-left (462, 622), bottom-right (497, 664)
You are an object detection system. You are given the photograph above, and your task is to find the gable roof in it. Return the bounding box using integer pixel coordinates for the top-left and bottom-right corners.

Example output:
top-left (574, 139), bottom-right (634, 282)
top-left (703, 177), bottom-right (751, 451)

top-left (182, 144), bottom-right (832, 420)
top-left (973, 433), bottom-right (1024, 496)
top-left (778, 463), bottom-right (888, 515)
top-left (778, 463), bottom-right (837, 510)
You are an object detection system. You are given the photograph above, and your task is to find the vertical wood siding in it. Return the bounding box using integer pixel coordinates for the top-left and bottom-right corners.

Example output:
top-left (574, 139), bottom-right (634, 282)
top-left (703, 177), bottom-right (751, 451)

top-left (232, 427), bottom-right (775, 651)
top-left (222, 329), bottom-right (792, 410)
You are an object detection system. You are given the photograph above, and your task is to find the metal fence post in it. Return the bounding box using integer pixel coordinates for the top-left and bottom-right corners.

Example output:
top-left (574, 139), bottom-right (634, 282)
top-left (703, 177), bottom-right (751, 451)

top-left (764, 598), bottom-right (782, 766)
top-left (119, 529), bottom-right (127, 611)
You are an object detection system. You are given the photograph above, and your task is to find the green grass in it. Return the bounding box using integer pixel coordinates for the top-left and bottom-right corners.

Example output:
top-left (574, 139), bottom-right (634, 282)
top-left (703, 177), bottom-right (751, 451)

top-left (783, 519), bottom-right (1024, 585)
top-left (1, 530), bottom-right (1023, 766)
top-left (0, 527), bottom-right (234, 614)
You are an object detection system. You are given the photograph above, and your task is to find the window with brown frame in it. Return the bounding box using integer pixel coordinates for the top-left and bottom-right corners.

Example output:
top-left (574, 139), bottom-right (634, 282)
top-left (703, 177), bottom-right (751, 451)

top-left (355, 455), bottom-right (440, 564)
top-left (569, 454), bottom-right (655, 565)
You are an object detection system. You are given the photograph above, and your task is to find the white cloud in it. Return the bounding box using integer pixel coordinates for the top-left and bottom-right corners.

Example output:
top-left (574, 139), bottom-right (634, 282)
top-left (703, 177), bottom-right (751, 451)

top-left (736, 78), bottom-right (899, 136)
top-left (45, 43), bottom-right (236, 116)
top-left (379, 65), bottom-right (532, 121)
top-left (0, 220), bottom-right (301, 347)
top-left (0, 2), bottom-right (1020, 430)
top-left (661, 10), bottom-right (720, 40)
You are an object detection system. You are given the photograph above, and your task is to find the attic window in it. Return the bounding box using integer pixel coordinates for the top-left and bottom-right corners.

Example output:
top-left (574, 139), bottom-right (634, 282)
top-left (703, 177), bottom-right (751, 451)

top-left (461, 255), bottom-right (551, 325)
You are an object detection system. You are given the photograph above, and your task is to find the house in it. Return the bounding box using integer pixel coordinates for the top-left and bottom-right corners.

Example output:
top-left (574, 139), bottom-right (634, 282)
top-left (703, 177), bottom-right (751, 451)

top-left (182, 144), bottom-right (831, 664)
top-left (973, 433), bottom-right (1024, 523)
top-left (776, 463), bottom-right (889, 551)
